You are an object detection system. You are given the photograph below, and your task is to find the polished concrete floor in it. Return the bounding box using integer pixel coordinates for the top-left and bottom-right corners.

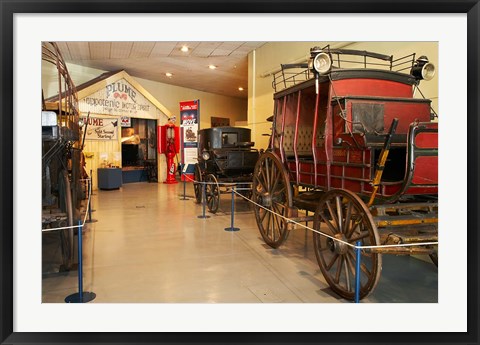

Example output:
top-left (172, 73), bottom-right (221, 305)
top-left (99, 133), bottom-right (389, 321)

top-left (42, 182), bottom-right (438, 303)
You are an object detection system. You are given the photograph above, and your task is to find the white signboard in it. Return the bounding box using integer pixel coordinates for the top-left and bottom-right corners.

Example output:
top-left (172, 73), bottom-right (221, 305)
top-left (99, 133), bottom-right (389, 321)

top-left (120, 116), bottom-right (131, 127)
top-left (182, 147), bottom-right (198, 169)
top-left (81, 116), bottom-right (119, 140)
top-left (79, 79), bottom-right (156, 118)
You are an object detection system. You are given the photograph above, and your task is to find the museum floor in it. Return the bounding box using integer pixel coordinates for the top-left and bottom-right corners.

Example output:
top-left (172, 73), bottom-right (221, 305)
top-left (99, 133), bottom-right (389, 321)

top-left (42, 181), bottom-right (438, 303)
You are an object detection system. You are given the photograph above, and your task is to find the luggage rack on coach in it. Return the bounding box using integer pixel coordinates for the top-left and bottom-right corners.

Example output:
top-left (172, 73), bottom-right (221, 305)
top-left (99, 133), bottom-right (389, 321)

top-left (272, 45), bottom-right (418, 92)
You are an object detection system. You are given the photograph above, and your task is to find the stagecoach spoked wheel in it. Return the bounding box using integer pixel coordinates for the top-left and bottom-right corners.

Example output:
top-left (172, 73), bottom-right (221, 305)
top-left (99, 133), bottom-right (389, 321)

top-left (252, 152), bottom-right (292, 248)
top-left (193, 163), bottom-right (202, 204)
top-left (205, 174), bottom-right (220, 214)
top-left (313, 189), bottom-right (382, 300)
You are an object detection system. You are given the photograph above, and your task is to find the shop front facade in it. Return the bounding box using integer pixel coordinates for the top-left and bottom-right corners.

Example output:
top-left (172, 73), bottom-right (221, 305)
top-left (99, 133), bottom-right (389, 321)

top-left (77, 70), bottom-right (171, 190)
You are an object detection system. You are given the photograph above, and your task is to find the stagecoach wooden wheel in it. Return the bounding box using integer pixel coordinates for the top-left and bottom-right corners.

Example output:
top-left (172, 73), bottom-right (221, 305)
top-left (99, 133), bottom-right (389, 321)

top-left (313, 189), bottom-right (382, 300)
top-left (205, 174), bottom-right (220, 214)
top-left (252, 152), bottom-right (292, 248)
top-left (193, 163), bottom-right (202, 204)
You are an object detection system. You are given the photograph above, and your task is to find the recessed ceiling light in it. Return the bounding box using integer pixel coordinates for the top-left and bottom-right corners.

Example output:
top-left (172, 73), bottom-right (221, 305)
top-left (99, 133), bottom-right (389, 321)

top-left (238, 87), bottom-right (244, 91)
top-left (165, 72), bottom-right (173, 77)
top-left (208, 64), bottom-right (217, 70)
top-left (180, 46), bottom-right (189, 52)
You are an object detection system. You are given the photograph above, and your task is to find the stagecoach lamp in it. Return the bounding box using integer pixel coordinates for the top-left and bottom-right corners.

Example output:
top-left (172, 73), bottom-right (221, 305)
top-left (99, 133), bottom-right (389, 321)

top-left (202, 150), bottom-right (210, 160)
top-left (308, 58), bottom-right (314, 71)
top-left (313, 52), bottom-right (332, 74)
top-left (421, 62), bottom-right (435, 81)
top-left (411, 56), bottom-right (436, 81)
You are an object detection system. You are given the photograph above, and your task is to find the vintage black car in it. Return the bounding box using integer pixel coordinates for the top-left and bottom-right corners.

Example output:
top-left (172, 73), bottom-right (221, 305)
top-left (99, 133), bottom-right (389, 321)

top-left (193, 126), bottom-right (260, 213)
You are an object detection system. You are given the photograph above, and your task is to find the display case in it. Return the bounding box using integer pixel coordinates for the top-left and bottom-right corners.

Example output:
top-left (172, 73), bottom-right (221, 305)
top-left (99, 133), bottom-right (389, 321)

top-left (97, 168), bottom-right (122, 190)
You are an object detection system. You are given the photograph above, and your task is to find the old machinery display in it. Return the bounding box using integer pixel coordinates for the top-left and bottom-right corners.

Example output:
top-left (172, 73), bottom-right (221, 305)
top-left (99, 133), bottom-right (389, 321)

top-left (42, 42), bottom-right (84, 271)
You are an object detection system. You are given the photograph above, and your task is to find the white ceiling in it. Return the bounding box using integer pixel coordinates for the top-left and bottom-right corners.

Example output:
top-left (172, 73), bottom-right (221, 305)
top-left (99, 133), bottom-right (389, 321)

top-left (56, 41), bottom-right (266, 99)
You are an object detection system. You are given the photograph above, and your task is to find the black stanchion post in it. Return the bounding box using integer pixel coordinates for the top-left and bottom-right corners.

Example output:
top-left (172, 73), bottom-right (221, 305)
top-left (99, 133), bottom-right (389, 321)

top-left (90, 169), bottom-right (96, 196)
top-left (197, 182), bottom-right (210, 219)
top-left (89, 176), bottom-right (96, 212)
top-left (65, 221), bottom-right (96, 303)
top-left (225, 185), bottom-right (240, 232)
top-left (88, 193), bottom-right (92, 222)
top-left (354, 241), bottom-right (361, 303)
top-left (179, 164), bottom-right (188, 200)
top-left (84, 177), bottom-right (88, 201)
top-left (85, 178), bottom-right (98, 223)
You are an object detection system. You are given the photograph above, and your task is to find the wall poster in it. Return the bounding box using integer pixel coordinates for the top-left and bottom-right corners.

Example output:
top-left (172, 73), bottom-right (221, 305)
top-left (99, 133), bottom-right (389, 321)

top-left (179, 100), bottom-right (199, 180)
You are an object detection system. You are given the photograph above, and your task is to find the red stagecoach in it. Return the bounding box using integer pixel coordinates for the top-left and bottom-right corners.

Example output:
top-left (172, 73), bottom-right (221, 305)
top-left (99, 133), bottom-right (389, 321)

top-left (252, 46), bottom-right (438, 300)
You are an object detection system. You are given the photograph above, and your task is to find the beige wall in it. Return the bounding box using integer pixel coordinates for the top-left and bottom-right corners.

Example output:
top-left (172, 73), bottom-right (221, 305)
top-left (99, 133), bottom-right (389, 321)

top-left (136, 78), bottom-right (247, 129)
top-left (247, 41), bottom-right (439, 149)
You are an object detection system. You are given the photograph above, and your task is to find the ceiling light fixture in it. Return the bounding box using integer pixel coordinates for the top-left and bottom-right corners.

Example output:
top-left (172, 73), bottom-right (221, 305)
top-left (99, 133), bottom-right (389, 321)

top-left (208, 64), bottom-right (217, 70)
top-left (165, 72), bottom-right (173, 77)
top-left (180, 46), bottom-right (189, 52)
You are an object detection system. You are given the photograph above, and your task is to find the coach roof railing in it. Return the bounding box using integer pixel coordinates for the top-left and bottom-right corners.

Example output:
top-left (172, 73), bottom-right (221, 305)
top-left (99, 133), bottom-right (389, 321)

top-left (272, 45), bottom-right (417, 92)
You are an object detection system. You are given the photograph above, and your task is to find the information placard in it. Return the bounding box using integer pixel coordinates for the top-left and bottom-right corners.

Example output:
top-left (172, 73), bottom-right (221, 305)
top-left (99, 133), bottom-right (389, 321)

top-left (179, 100), bottom-right (199, 180)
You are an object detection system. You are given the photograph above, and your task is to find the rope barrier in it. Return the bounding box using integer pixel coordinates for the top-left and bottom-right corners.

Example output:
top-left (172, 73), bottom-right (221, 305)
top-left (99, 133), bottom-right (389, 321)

top-left (45, 175), bottom-right (437, 253)
top-left (231, 188), bottom-right (438, 251)
top-left (181, 176), bottom-right (438, 251)
top-left (184, 173), bottom-right (253, 187)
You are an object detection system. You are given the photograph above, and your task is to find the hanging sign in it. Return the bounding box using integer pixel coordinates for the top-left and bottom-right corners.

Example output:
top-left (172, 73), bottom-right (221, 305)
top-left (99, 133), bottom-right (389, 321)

top-left (79, 79), bottom-right (155, 117)
top-left (81, 116), bottom-right (119, 140)
top-left (179, 100), bottom-right (200, 179)
top-left (120, 116), bottom-right (131, 127)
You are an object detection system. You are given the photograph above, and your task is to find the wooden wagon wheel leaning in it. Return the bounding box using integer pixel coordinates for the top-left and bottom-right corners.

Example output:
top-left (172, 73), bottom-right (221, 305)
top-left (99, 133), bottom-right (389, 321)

top-left (193, 163), bottom-right (203, 204)
top-left (313, 189), bottom-right (382, 300)
top-left (205, 174), bottom-right (220, 214)
top-left (252, 152), bottom-right (292, 248)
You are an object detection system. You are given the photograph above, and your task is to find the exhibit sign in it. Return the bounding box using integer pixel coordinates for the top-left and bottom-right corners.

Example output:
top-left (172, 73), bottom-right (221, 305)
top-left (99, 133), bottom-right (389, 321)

top-left (120, 116), bottom-right (131, 127)
top-left (80, 116), bottom-right (119, 140)
top-left (179, 100), bottom-right (200, 180)
top-left (79, 79), bottom-right (155, 117)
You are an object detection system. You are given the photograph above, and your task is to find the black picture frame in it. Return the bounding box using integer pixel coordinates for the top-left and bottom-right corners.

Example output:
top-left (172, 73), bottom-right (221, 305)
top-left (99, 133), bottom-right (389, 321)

top-left (1, 1), bottom-right (479, 344)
